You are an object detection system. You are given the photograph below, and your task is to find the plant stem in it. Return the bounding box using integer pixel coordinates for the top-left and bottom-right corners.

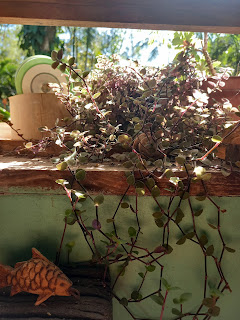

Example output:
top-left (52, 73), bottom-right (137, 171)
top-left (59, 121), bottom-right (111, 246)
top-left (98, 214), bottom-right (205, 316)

top-left (160, 290), bottom-right (168, 320)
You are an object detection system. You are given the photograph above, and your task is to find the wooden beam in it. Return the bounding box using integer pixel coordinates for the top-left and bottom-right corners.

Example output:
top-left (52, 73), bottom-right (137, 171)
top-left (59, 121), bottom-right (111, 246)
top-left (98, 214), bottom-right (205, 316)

top-left (1, 156), bottom-right (240, 196)
top-left (0, 0), bottom-right (240, 33)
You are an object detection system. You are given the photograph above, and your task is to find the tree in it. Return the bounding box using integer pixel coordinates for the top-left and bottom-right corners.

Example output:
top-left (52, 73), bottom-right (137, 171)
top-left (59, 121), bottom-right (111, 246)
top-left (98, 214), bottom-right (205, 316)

top-left (208, 33), bottom-right (240, 75)
top-left (64, 27), bottom-right (125, 70)
top-left (18, 25), bottom-right (63, 57)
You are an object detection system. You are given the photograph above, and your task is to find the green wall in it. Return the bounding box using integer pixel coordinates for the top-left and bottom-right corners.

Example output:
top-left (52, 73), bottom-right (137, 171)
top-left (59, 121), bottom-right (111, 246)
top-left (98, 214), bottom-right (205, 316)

top-left (0, 186), bottom-right (239, 319)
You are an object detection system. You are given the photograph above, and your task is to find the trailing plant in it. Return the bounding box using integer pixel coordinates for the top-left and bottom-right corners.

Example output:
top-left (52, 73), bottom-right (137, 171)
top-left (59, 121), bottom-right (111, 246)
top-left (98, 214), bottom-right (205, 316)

top-left (24, 46), bottom-right (240, 319)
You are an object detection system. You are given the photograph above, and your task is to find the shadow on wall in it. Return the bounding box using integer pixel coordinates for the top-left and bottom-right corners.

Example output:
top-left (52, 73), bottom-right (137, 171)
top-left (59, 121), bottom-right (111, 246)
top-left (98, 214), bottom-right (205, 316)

top-left (0, 234), bottom-right (59, 266)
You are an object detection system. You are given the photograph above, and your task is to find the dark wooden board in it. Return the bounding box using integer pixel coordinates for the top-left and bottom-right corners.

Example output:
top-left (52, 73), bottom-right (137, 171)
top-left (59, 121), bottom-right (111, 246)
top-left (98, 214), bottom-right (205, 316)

top-left (0, 0), bottom-right (240, 33)
top-left (0, 263), bottom-right (112, 320)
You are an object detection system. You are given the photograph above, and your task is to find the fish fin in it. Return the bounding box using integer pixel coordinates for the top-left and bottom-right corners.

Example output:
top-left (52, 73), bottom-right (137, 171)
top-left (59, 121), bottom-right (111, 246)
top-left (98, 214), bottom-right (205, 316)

top-left (14, 261), bottom-right (26, 269)
top-left (10, 285), bottom-right (22, 296)
top-left (0, 264), bottom-right (12, 287)
top-left (32, 248), bottom-right (50, 263)
top-left (35, 292), bottom-right (54, 306)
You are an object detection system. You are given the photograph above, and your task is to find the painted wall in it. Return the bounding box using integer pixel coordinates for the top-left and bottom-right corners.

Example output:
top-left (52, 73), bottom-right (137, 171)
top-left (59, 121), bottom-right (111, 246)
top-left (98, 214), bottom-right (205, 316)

top-left (0, 186), bottom-right (239, 319)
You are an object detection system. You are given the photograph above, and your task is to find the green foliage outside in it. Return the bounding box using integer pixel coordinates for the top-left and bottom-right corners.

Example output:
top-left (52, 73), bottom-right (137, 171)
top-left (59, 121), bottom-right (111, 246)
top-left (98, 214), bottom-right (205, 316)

top-left (18, 25), bottom-right (64, 56)
top-left (208, 33), bottom-right (240, 75)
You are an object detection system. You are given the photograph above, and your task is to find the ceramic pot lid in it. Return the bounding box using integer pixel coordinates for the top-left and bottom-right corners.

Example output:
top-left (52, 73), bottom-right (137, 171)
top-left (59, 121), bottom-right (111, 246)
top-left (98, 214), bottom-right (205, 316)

top-left (15, 55), bottom-right (66, 94)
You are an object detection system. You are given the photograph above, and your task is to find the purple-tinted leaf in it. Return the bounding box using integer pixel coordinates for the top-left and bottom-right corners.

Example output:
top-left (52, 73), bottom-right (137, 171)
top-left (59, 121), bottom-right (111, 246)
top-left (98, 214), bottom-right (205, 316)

top-left (153, 246), bottom-right (166, 253)
top-left (92, 219), bottom-right (101, 230)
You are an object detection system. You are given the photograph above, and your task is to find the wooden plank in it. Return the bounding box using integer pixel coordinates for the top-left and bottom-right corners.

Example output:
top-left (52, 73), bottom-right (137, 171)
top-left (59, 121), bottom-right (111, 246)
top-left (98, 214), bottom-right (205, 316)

top-left (0, 263), bottom-right (112, 320)
top-left (0, 0), bottom-right (240, 33)
top-left (0, 156), bottom-right (240, 196)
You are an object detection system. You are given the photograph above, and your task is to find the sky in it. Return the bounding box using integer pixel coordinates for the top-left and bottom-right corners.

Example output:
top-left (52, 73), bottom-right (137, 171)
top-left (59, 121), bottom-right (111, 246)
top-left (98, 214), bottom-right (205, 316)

top-left (59, 27), bottom-right (178, 68)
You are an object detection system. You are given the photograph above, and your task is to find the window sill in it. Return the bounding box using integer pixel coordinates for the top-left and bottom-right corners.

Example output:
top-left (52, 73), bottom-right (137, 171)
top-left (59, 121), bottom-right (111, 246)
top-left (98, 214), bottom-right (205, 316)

top-left (1, 155), bottom-right (240, 196)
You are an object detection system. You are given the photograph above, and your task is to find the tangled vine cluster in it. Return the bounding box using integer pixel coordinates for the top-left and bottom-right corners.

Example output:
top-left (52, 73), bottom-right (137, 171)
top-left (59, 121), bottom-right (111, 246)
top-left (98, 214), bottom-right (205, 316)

top-left (30, 46), bottom-right (239, 319)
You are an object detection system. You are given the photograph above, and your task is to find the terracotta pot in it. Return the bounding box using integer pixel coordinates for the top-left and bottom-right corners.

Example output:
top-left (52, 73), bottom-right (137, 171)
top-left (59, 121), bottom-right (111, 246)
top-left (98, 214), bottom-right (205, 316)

top-left (9, 93), bottom-right (69, 140)
top-left (204, 77), bottom-right (240, 160)
top-left (204, 76), bottom-right (240, 120)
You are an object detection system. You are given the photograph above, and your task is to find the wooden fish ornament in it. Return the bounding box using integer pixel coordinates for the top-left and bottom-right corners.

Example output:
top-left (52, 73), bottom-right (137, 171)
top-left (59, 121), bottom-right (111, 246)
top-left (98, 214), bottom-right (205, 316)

top-left (0, 248), bottom-right (80, 305)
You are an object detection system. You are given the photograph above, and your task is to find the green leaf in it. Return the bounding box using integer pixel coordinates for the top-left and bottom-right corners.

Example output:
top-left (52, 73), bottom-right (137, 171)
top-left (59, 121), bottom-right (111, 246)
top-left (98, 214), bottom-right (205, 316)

top-left (72, 72), bottom-right (78, 80)
top-left (203, 297), bottom-right (215, 307)
top-left (118, 134), bottom-right (131, 144)
top-left (131, 290), bottom-right (141, 300)
top-left (155, 218), bottom-right (164, 228)
top-left (151, 185), bottom-right (161, 197)
top-left (152, 211), bottom-right (163, 219)
top-left (75, 169), bottom-right (86, 181)
top-left (208, 306), bottom-right (220, 317)
top-left (106, 219), bottom-right (114, 223)
top-left (145, 265), bottom-right (156, 272)
top-left (82, 70), bottom-right (90, 78)
top-left (161, 277), bottom-right (170, 289)
top-left (176, 236), bottom-right (186, 245)
top-left (225, 246), bottom-right (236, 253)
top-left (154, 159), bottom-right (163, 168)
top-left (150, 294), bottom-right (164, 305)
top-left (136, 187), bottom-right (145, 196)
top-left (51, 50), bottom-right (58, 61)
top-left (172, 308), bottom-right (183, 316)
top-left (194, 166), bottom-right (206, 177)
top-left (146, 178), bottom-right (155, 188)
top-left (148, 79), bottom-right (156, 88)
top-left (127, 174), bottom-right (135, 185)
top-left (66, 241), bottom-right (75, 250)
top-left (162, 244), bottom-right (173, 254)
top-left (59, 64), bottom-right (66, 72)
top-left (199, 234), bottom-right (208, 247)
top-left (173, 298), bottom-right (180, 304)
top-left (138, 272), bottom-right (144, 278)
top-left (176, 156), bottom-right (185, 165)
top-left (123, 161), bottom-right (133, 168)
top-left (25, 142), bottom-right (33, 149)
top-left (186, 232), bottom-right (195, 239)
top-left (56, 161), bottom-right (68, 171)
top-left (93, 92), bottom-right (101, 99)
top-left (208, 223), bottom-right (217, 229)
top-left (180, 292), bottom-right (192, 302)
top-left (206, 245), bottom-right (214, 256)
top-left (55, 179), bottom-right (68, 185)
top-left (211, 135), bottom-right (222, 143)
top-left (128, 227), bottom-right (137, 237)
top-left (178, 191), bottom-right (190, 200)
top-left (175, 208), bottom-right (184, 224)
top-left (164, 169), bottom-right (174, 178)
top-left (170, 176), bottom-right (180, 186)
top-left (94, 194), bottom-right (104, 206)
top-left (195, 194), bottom-right (206, 201)
top-left (119, 298), bottom-right (128, 306)
top-left (68, 57), bottom-right (75, 66)
top-left (121, 202), bottom-right (129, 208)
top-left (194, 209), bottom-right (203, 217)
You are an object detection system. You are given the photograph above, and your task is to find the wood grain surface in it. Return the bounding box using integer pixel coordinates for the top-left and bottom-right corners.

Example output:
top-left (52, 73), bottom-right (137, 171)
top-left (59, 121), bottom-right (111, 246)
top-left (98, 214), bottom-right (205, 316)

top-left (0, 156), bottom-right (240, 196)
top-left (0, 0), bottom-right (240, 33)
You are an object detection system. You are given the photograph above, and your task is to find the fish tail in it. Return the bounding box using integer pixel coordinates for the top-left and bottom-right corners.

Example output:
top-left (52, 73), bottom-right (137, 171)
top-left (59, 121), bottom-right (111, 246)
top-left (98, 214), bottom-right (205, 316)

top-left (0, 264), bottom-right (12, 287)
